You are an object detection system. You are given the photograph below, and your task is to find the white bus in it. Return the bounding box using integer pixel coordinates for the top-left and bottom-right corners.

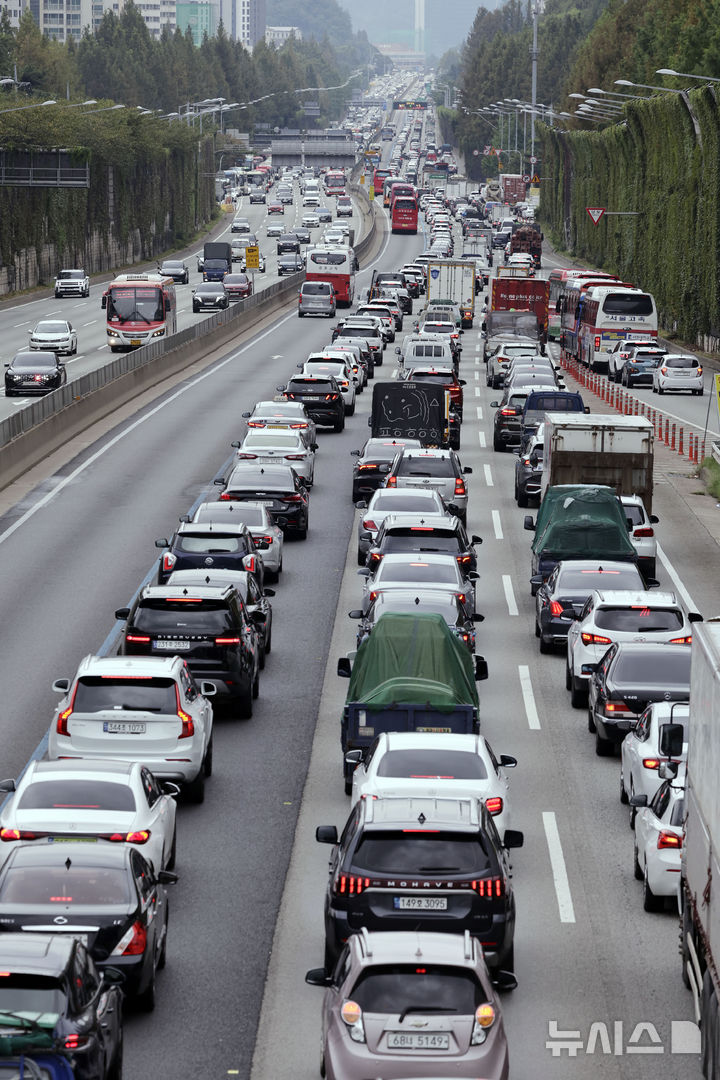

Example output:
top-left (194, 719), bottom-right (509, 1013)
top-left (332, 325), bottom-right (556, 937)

top-left (578, 285), bottom-right (657, 372)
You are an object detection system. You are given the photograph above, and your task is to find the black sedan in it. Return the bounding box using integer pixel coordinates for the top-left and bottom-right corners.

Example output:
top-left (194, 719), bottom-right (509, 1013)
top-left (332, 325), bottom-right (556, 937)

top-left (534, 560), bottom-right (648, 654)
top-left (0, 842), bottom-right (177, 1010)
top-left (5, 349), bottom-right (66, 397)
top-left (192, 283), bottom-right (229, 312)
top-left (277, 253), bottom-right (304, 275)
top-left (586, 642), bottom-right (692, 756)
top-left (294, 226), bottom-right (312, 245)
top-left (350, 438), bottom-right (421, 502)
top-left (158, 259), bottom-right (189, 284)
top-left (0, 932), bottom-right (123, 1080)
top-left (216, 463), bottom-right (310, 539)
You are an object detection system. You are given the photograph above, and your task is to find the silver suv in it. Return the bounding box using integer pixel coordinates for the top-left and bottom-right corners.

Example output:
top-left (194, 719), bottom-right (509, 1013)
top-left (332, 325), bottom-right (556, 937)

top-left (298, 280), bottom-right (336, 318)
top-left (54, 268), bottom-right (89, 298)
top-left (385, 447), bottom-right (472, 523)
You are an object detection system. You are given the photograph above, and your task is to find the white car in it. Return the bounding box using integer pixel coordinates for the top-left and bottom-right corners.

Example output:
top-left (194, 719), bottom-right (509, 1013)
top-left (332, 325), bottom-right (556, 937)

top-left (621, 494), bottom-right (659, 578)
top-left (302, 193), bottom-right (320, 207)
top-left (566, 590), bottom-right (697, 708)
top-left (360, 552), bottom-right (477, 613)
top-left (632, 765), bottom-right (685, 911)
top-left (347, 731), bottom-right (516, 833)
top-left (29, 319), bottom-right (77, 356)
top-left (301, 212), bottom-right (320, 229)
top-left (323, 227), bottom-right (346, 245)
top-left (47, 654), bottom-right (215, 803)
top-left (0, 759), bottom-right (178, 873)
top-left (235, 429), bottom-right (316, 485)
top-left (301, 360), bottom-right (356, 415)
top-left (266, 221), bottom-right (285, 237)
top-left (652, 353), bottom-right (704, 395)
top-left (621, 701), bottom-right (689, 819)
top-left (190, 500), bottom-right (283, 579)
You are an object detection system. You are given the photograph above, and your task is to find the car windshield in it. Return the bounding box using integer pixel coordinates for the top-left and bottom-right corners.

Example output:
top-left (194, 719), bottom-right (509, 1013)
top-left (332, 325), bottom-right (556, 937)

top-left (376, 749), bottom-right (487, 780)
top-left (14, 354), bottom-right (55, 369)
top-left (18, 779), bottom-right (136, 812)
top-left (107, 286), bottom-right (164, 324)
top-left (70, 676), bottom-right (178, 715)
top-left (34, 322), bottom-right (68, 334)
top-left (376, 561), bottom-right (458, 585)
top-left (595, 607), bottom-right (684, 632)
top-left (133, 600), bottom-right (233, 633)
top-left (353, 831), bottom-right (490, 874)
top-left (613, 649), bottom-right (691, 684)
top-left (0, 865), bottom-right (132, 905)
top-left (396, 457), bottom-right (452, 477)
top-left (558, 567), bottom-right (642, 590)
top-left (176, 535), bottom-right (246, 554)
top-left (350, 964), bottom-right (483, 1014)
top-left (57, 271), bottom-right (83, 280)
top-left (0, 975), bottom-right (66, 1014)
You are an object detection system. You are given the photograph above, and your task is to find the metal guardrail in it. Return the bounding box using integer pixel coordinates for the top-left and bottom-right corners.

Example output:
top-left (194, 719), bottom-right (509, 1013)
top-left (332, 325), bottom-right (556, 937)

top-left (712, 441), bottom-right (720, 467)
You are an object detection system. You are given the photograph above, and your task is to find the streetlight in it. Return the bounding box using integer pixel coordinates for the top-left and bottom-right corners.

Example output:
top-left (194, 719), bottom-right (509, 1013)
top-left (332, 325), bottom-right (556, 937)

top-left (587, 87), bottom-right (645, 100)
top-left (614, 79), bottom-right (684, 94)
top-left (656, 68), bottom-right (720, 83)
top-left (76, 103), bottom-right (125, 116)
top-left (0, 99), bottom-right (56, 116)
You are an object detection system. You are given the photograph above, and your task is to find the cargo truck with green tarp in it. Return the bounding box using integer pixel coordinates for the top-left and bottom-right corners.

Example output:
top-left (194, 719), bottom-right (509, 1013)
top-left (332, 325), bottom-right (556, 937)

top-left (337, 613), bottom-right (488, 793)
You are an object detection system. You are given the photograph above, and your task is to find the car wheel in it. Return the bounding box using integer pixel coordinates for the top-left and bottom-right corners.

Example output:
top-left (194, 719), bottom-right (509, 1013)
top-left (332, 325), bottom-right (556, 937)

top-left (643, 867), bottom-right (664, 912)
top-left (539, 632), bottom-right (552, 654)
top-left (157, 907), bottom-right (169, 971)
top-left (204, 736), bottom-right (213, 777)
top-left (493, 435), bottom-right (503, 452)
top-left (166, 827), bottom-right (177, 871)
top-left (629, 784), bottom-right (637, 829)
top-left (486, 372), bottom-right (493, 387)
top-left (334, 415), bottom-right (345, 432)
top-left (107, 1032), bottom-right (123, 1080)
top-left (565, 660), bottom-right (572, 690)
top-left (517, 486), bottom-right (529, 508)
top-left (698, 387), bottom-right (705, 396)
top-left (296, 524), bottom-right (308, 540)
top-left (587, 705), bottom-right (596, 733)
top-left (193, 304), bottom-right (199, 313)
top-left (344, 775), bottom-right (353, 796)
top-left (264, 625), bottom-right (272, 654)
top-left (346, 401), bottom-right (355, 416)
top-left (570, 675), bottom-right (587, 709)
top-left (657, 385), bottom-right (664, 394)
top-left (298, 312), bottom-right (304, 318)
top-left (185, 768), bottom-right (205, 804)
top-left (238, 685), bottom-right (253, 719)
top-left (259, 641), bottom-right (266, 669)
top-left (252, 666), bottom-right (260, 699)
top-left (595, 731), bottom-right (614, 757)
top-left (681, 901), bottom-right (693, 988)
top-left (633, 841), bottom-right (643, 881)
top-left (620, 772), bottom-right (629, 805)
top-left (136, 966), bottom-right (156, 1013)
top-left (357, 548), bottom-right (366, 566)
top-left (534, 619), bottom-right (540, 638)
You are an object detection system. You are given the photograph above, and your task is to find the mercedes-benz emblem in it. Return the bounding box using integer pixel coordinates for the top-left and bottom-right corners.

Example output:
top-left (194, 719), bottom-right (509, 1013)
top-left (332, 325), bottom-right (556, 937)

top-left (53, 916), bottom-right (68, 925)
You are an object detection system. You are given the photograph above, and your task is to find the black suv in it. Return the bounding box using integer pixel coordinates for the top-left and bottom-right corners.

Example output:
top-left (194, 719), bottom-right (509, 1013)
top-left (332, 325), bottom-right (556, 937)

top-left (490, 388), bottom-right (532, 451)
top-left (316, 796), bottom-right (522, 973)
top-left (350, 438), bottom-right (421, 502)
top-left (277, 232), bottom-right (301, 254)
top-left (117, 583), bottom-right (260, 716)
top-left (0, 932), bottom-right (123, 1079)
top-left (217, 462), bottom-right (310, 537)
top-left (154, 522), bottom-right (263, 589)
top-left (280, 376), bottom-right (345, 432)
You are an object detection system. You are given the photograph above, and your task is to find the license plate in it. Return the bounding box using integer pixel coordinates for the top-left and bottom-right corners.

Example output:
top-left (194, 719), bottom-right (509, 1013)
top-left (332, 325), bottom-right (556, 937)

top-left (153, 640), bottom-right (190, 651)
top-left (257, 457), bottom-right (277, 463)
top-left (130, 339), bottom-right (141, 346)
top-left (387, 1032), bottom-right (449, 1050)
top-left (304, 396), bottom-right (322, 402)
top-left (266, 424), bottom-right (288, 429)
top-left (256, 500), bottom-right (276, 506)
top-left (394, 896), bottom-right (448, 911)
top-left (48, 836), bottom-right (97, 843)
top-left (103, 721), bottom-right (147, 734)
top-left (416, 726), bottom-right (452, 733)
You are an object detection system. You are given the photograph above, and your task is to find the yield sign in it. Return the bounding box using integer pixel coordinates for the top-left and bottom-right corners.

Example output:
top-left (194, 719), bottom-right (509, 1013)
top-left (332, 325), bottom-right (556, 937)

top-left (586, 206), bottom-right (606, 225)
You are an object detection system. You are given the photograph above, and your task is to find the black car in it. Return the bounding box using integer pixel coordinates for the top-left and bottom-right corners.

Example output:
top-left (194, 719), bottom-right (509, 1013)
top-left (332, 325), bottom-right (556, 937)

top-left (5, 350), bottom-right (66, 397)
top-left (158, 259), bottom-right (189, 284)
top-left (154, 521), bottom-right (263, 589)
top-left (166, 568), bottom-right (274, 667)
top-left (350, 438), bottom-right (421, 502)
top-left (586, 642), bottom-right (692, 756)
top-left (349, 587), bottom-right (482, 652)
top-left (117, 582), bottom-right (260, 714)
top-left (217, 462), bottom-right (310, 538)
top-left (514, 432), bottom-right (543, 507)
top-left (492, 228), bottom-right (511, 250)
top-left (316, 796), bottom-right (522, 973)
top-left (490, 388), bottom-right (532, 452)
top-left (294, 226), bottom-right (312, 245)
top-left (0, 933), bottom-right (123, 1079)
top-left (533, 560), bottom-right (648, 654)
top-left (277, 233), bottom-right (301, 255)
top-left (280, 376), bottom-right (345, 431)
top-left (0, 842), bottom-right (177, 1010)
top-left (277, 253), bottom-right (304, 275)
top-left (192, 282), bottom-right (229, 312)
top-left (621, 347), bottom-right (666, 388)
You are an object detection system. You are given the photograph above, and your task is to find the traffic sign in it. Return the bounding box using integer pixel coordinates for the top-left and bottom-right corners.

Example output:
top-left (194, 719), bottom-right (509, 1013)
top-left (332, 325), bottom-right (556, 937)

top-left (244, 245), bottom-right (260, 270)
top-left (522, 174), bottom-right (530, 182)
top-left (531, 173), bottom-right (540, 184)
top-left (473, 149), bottom-right (479, 156)
top-left (530, 156), bottom-right (538, 163)
top-left (586, 206), bottom-right (606, 225)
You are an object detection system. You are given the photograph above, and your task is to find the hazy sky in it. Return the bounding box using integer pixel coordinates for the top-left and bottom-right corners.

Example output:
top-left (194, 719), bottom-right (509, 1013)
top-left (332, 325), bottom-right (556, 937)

top-left (337, 0), bottom-right (482, 57)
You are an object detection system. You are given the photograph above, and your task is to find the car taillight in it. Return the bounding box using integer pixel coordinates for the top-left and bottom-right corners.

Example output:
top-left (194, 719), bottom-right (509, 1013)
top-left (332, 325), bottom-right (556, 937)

top-left (485, 797), bottom-right (503, 816)
top-left (594, 336), bottom-right (601, 349)
top-left (325, 394), bottom-right (339, 401)
top-left (385, 476), bottom-right (397, 488)
top-left (369, 552), bottom-right (383, 565)
top-left (642, 759), bottom-right (660, 770)
top-left (334, 873), bottom-right (369, 895)
top-left (215, 636), bottom-right (241, 645)
top-left (235, 453), bottom-right (257, 460)
top-left (633, 527), bottom-right (654, 538)
top-left (604, 700), bottom-right (634, 717)
top-left (219, 492), bottom-right (234, 500)
top-left (471, 876), bottom-right (504, 897)
top-left (259, 535), bottom-right (274, 545)
top-left (56, 684), bottom-right (78, 736)
top-left (580, 632), bottom-right (611, 645)
top-left (357, 463), bottom-right (378, 471)
top-left (670, 635), bottom-right (693, 644)
top-left (697, 366), bottom-right (703, 374)
top-left (176, 687), bottom-right (194, 739)
top-left (284, 493), bottom-right (303, 503)
top-left (457, 554), bottom-right (471, 566)
top-left (111, 920), bottom-right (147, 956)
top-left (108, 830), bottom-right (151, 844)
top-left (247, 420), bottom-right (263, 428)
top-left (658, 831), bottom-right (682, 849)
top-left (244, 555), bottom-right (256, 573)
top-left (660, 366), bottom-right (668, 376)
top-left (549, 601), bottom-right (564, 616)
top-left (285, 454), bottom-right (306, 460)
top-left (0, 829), bottom-right (36, 841)
top-left (126, 633), bottom-right (151, 644)
top-left (500, 408), bottom-right (517, 416)
top-left (161, 552), bottom-right (176, 573)
top-left (63, 1034), bottom-right (91, 1051)
top-left (454, 479), bottom-right (466, 496)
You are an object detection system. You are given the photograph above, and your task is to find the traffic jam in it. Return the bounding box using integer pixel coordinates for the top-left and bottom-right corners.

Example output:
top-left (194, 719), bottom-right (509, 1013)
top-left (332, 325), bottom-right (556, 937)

top-left (0, 76), bottom-right (713, 1080)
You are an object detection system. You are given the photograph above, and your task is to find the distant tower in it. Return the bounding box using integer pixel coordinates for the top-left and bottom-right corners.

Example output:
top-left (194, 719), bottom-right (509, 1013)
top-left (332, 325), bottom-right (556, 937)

top-left (414, 0), bottom-right (425, 55)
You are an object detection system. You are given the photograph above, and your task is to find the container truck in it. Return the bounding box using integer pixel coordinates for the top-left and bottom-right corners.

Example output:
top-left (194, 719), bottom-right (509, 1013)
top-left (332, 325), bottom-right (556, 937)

top-left (491, 277), bottom-right (550, 343)
top-left (681, 618), bottom-right (720, 1074)
top-left (509, 224), bottom-right (543, 268)
top-left (426, 260), bottom-right (476, 327)
top-left (541, 413), bottom-right (654, 511)
top-left (500, 173), bottom-right (527, 205)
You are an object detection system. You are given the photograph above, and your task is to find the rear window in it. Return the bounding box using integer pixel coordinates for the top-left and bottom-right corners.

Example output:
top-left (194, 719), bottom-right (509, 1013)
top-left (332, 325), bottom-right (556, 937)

top-left (376, 561), bottom-right (458, 585)
top-left (382, 534), bottom-right (459, 555)
top-left (18, 779), bottom-right (136, 813)
top-left (0, 866), bottom-right (132, 905)
top-left (176, 535), bottom-right (247, 554)
top-left (70, 676), bottom-right (178, 715)
top-left (377, 749), bottom-right (487, 780)
top-left (302, 283), bottom-right (332, 295)
top-left (350, 965), bottom-right (484, 1014)
top-left (353, 831), bottom-right (491, 874)
top-left (244, 434), bottom-right (298, 448)
top-left (372, 493), bottom-right (442, 512)
top-left (526, 395), bottom-right (582, 412)
top-left (602, 293), bottom-right (654, 316)
top-left (309, 252), bottom-right (346, 266)
top-left (133, 600), bottom-right (233, 633)
top-left (666, 356), bottom-right (698, 368)
top-left (410, 373), bottom-right (453, 386)
top-left (623, 505), bottom-right (644, 527)
top-left (557, 567), bottom-right (642, 590)
top-left (595, 606), bottom-right (684, 632)
top-left (613, 649), bottom-right (691, 684)
top-left (412, 345), bottom-right (446, 357)
top-left (288, 380), bottom-right (335, 393)
top-left (397, 456), bottom-right (453, 477)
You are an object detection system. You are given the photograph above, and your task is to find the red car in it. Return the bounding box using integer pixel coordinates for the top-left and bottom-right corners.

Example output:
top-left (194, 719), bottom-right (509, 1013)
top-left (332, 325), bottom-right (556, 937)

top-left (224, 272), bottom-right (253, 300)
top-left (268, 202), bottom-right (284, 214)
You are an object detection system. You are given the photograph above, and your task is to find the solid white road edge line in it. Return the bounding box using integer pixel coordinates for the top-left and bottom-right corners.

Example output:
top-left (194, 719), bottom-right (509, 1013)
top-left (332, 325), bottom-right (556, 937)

top-left (657, 542), bottom-right (698, 611)
top-left (502, 574), bottom-right (518, 616)
top-left (542, 811), bottom-right (576, 923)
top-left (518, 664), bottom-right (541, 730)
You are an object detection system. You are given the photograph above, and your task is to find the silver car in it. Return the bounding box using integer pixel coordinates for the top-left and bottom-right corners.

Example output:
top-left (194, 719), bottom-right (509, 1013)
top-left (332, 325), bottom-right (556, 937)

top-left (241, 399), bottom-right (317, 449)
top-left (359, 552), bottom-right (478, 613)
top-left (29, 319), bottom-right (77, 356)
top-left (356, 487), bottom-right (447, 563)
top-left (189, 500), bottom-right (283, 579)
top-left (298, 280), bottom-right (336, 318)
top-left (385, 447), bottom-right (471, 523)
top-left (235, 430), bottom-right (315, 485)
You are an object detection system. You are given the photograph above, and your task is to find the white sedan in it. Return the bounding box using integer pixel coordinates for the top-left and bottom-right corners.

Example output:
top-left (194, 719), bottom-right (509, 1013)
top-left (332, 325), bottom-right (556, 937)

top-left (301, 212), bottom-right (320, 229)
top-left (29, 319), bottom-right (77, 356)
top-left (235, 430), bottom-right (315, 486)
top-left (347, 731), bottom-right (516, 833)
top-left (191, 500), bottom-right (283, 579)
top-left (632, 765), bottom-right (685, 911)
top-left (0, 759), bottom-right (178, 873)
top-left (621, 701), bottom-right (689, 821)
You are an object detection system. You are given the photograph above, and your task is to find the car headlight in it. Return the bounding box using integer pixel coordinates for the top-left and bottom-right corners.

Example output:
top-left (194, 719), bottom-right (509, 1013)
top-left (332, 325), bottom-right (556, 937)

top-left (108, 329), bottom-right (120, 338)
top-left (152, 328), bottom-right (166, 338)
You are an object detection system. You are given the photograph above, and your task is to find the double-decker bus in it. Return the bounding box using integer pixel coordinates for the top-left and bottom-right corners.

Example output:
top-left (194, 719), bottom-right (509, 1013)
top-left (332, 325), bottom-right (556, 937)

top-left (305, 245), bottom-right (356, 307)
top-left (102, 273), bottom-right (177, 352)
top-left (578, 285), bottom-right (657, 372)
top-left (373, 167), bottom-right (392, 196)
top-left (324, 169), bottom-right (346, 196)
top-left (391, 195), bottom-right (418, 234)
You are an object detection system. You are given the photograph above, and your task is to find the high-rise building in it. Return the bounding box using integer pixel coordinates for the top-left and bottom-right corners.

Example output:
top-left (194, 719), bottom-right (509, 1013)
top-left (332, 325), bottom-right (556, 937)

top-left (219, 0), bottom-right (264, 49)
top-left (38, 0), bottom-right (92, 41)
top-left (176, 0), bottom-right (218, 43)
top-left (265, 24), bottom-right (300, 46)
top-left (0, 0), bottom-right (26, 29)
top-left (95, 0), bottom-right (176, 39)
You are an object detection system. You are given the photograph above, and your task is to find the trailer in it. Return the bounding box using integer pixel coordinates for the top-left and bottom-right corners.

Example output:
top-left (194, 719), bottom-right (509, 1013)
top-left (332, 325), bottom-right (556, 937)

top-left (426, 260), bottom-right (476, 327)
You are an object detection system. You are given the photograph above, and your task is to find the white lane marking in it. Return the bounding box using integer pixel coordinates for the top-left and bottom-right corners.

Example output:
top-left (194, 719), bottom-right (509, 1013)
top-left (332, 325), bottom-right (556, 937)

top-left (271, 354), bottom-right (283, 360)
top-left (0, 308), bottom-right (297, 548)
top-left (502, 574), bottom-right (518, 615)
top-left (82, 321), bottom-right (95, 327)
top-left (542, 812), bottom-right (576, 923)
top-left (476, 406), bottom-right (483, 420)
top-left (518, 664), bottom-right (541, 729)
top-left (477, 431), bottom-right (486, 448)
top-left (474, 386), bottom-right (481, 397)
top-left (483, 464), bottom-right (493, 487)
top-left (492, 510), bottom-right (503, 540)
top-left (657, 543), bottom-right (698, 611)
top-left (13, 322), bottom-right (30, 328)
top-left (474, 370), bottom-right (479, 381)
top-left (475, 343), bottom-right (481, 352)
top-left (66, 355), bottom-right (83, 362)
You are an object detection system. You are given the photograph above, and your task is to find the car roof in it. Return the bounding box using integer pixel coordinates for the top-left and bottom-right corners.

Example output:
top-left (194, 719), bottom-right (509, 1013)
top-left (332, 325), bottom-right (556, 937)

top-left (372, 587), bottom-right (461, 609)
top-left (361, 795), bottom-right (481, 828)
top-left (174, 522), bottom-right (249, 536)
top-left (74, 654), bottom-right (181, 678)
top-left (380, 731), bottom-right (481, 752)
top-left (7, 840), bottom-right (132, 869)
top-left (29, 759), bottom-right (136, 780)
top-left (139, 583), bottom-right (235, 601)
top-left (166, 569), bottom-right (250, 589)
top-left (398, 448), bottom-right (452, 460)
top-left (227, 463), bottom-right (296, 482)
top-left (380, 513), bottom-right (456, 530)
top-left (591, 590), bottom-right (679, 606)
top-left (377, 552), bottom-right (462, 567)
top-left (556, 559), bottom-right (641, 573)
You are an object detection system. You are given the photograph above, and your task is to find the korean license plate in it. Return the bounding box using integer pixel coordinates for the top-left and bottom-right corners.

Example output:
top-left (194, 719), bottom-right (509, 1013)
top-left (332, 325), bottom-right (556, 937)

top-left (48, 836), bottom-right (98, 843)
top-left (304, 396), bottom-right (322, 402)
top-left (103, 721), bottom-right (147, 734)
top-left (130, 338), bottom-right (142, 346)
top-left (386, 1032), bottom-right (449, 1050)
top-left (257, 457), bottom-right (277, 463)
top-left (153, 640), bottom-right (190, 651)
top-left (394, 896), bottom-right (448, 911)
top-left (416, 726), bottom-right (452, 733)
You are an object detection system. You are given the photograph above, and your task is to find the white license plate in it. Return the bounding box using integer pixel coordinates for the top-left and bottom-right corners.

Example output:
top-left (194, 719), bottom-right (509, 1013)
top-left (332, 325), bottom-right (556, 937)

top-left (394, 896), bottom-right (448, 911)
top-left (256, 500), bottom-right (276, 506)
top-left (153, 640), bottom-right (190, 651)
top-left (387, 1032), bottom-right (449, 1050)
top-left (103, 721), bottom-right (147, 734)
top-left (304, 396), bottom-right (322, 402)
top-left (257, 457), bottom-right (277, 463)
top-left (416, 726), bottom-right (452, 733)
top-left (48, 836), bottom-right (98, 844)
top-left (266, 424), bottom-right (288, 429)
top-left (130, 339), bottom-right (142, 346)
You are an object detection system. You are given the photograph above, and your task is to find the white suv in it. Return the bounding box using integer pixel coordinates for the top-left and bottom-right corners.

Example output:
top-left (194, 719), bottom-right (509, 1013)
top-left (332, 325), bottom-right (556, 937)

top-left (652, 353), bottom-right (704, 395)
top-left (54, 269), bottom-right (89, 298)
top-left (47, 654), bottom-right (215, 803)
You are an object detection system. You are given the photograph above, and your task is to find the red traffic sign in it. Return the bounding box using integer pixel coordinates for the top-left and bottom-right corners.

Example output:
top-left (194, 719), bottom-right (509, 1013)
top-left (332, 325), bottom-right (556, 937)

top-left (472, 149), bottom-right (479, 156)
top-left (522, 174), bottom-right (530, 182)
top-left (586, 206), bottom-right (606, 225)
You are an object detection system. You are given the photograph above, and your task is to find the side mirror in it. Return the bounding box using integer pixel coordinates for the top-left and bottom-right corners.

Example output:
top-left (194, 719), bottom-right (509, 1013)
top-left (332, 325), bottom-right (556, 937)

top-left (337, 657), bottom-right (352, 678)
top-left (688, 612), bottom-right (703, 623)
top-left (154, 538), bottom-right (169, 548)
top-left (524, 516), bottom-right (535, 532)
top-left (348, 609), bottom-right (363, 619)
top-left (584, 406), bottom-right (591, 414)
top-left (581, 663), bottom-right (598, 676)
top-left (160, 781), bottom-right (181, 797)
top-left (357, 567), bottom-right (371, 577)
top-left (467, 571), bottom-right (480, 581)
top-left (231, 440), bottom-right (241, 448)
top-left (645, 577), bottom-right (660, 588)
top-left (241, 411), bottom-right (250, 418)
top-left (463, 466), bottom-right (473, 475)
top-left (629, 793), bottom-right (648, 808)
top-left (474, 655), bottom-right (489, 681)
top-left (650, 514), bottom-right (659, 524)
top-left (179, 514), bottom-right (191, 523)
top-left (263, 588), bottom-right (276, 598)
top-left (101, 967), bottom-right (125, 986)
top-left (114, 607), bottom-right (130, 620)
top-left (659, 722), bottom-right (685, 759)
top-left (492, 970), bottom-right (518, 993)
top-left (499, 754), bottom-right (518, 768)
top-left (316, 825), bottom-right (338, 845)
top-left (350, 449), bottom-right (361, 457)
top-left (529, 575), bottom-right (543, 588)
top-left (52, 678), bottom-right (71, 693)
top-left (472, 613), bottom-right (485, 623)
top-left (345, 749), bottom-right (363, 767)
top-left (0, 778), bottom-right (16, 792)
top-left (356, 500), bottom-right (368, 510)
top-left (305, 968), bottom-right (333, 987)
top-left (471, 535), bottom-right (483, 545)
top-left (101, 295), bottom-right (107, 309)
top-left (200, 682), bottom-right (217, 697)
top-left (490, 401), bottom-right (500, 408)
top-left (503, 829), bottom-right (524, 849)
top-left (158, 870), bottom-right (179, 886)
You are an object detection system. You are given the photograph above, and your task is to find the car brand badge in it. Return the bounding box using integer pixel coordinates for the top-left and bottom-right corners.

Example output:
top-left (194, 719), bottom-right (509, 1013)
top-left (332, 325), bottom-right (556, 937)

top-left (664, 692), bottom-right (672, 700)
top-left (409, 1019), bottom-right (428, 1027)
top-left (53, 916), bottom-right (68, 925)
top-left (204, 557), bottom-right (214, 566)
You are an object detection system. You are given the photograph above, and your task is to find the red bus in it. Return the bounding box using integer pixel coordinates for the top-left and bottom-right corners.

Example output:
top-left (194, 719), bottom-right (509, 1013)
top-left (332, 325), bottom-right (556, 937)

top-left (373, 167), bottom-right (391, 196)
top-left (102, 273), bottom-right (177, 352)
top-left (324, 169), bottom-right (346, 196)
top-left (391, 195), bottom-right (418, 234)
top-left (305, 245), bottom-right (356, 307)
